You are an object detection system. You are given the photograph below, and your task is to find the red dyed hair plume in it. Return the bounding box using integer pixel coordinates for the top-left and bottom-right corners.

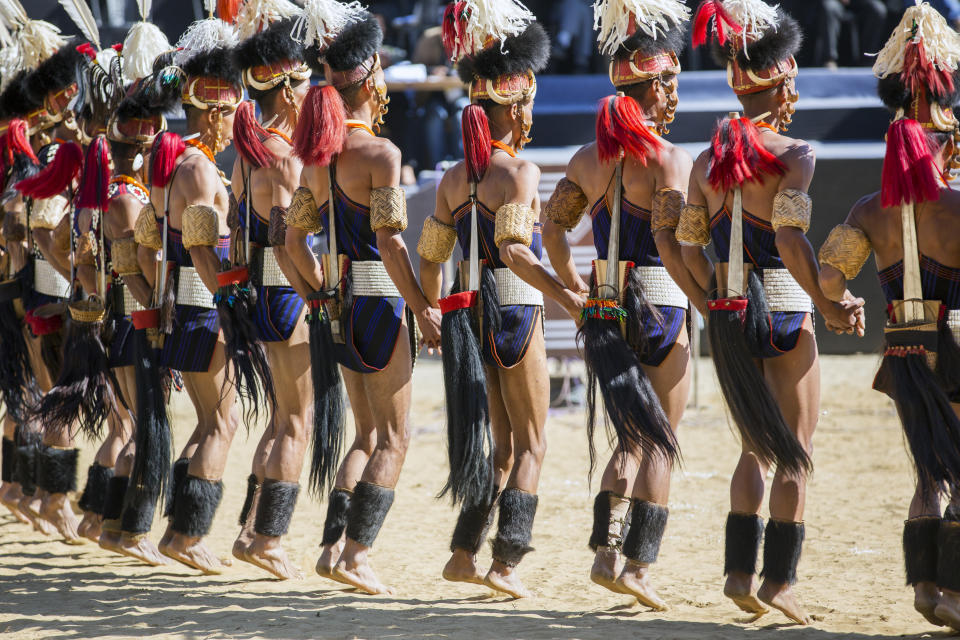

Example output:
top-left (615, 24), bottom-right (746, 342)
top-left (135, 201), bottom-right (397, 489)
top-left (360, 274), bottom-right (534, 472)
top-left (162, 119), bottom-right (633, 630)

top-left (76, 136), bottom-right (112, 210)
top-left (692, 0), bottom-right (741, 48)
top-left (3, 119), bottom-right (38, 167)
top-left (881, 118), bottom-right (940, 208)
top-left (233, 101), bottom-right (276, 169)
top-left (149, 131), bottom-right (186, 188)
top-left (902, 40), bottom-right (955, 100)
top-left (218, 0), bottom-right (241, 24)
top-left (293, 84), bottom-right (346, 167)
top-left (442, 2), bottom-right (469, 59)
top-left (707, 116), bottom-right (785, 191)
top-left (461, 104), bottom-right (491, 184)
top-left (595, 95), bottom-right (662, 165)
top-left (15, 141), bottom-right (83, 199)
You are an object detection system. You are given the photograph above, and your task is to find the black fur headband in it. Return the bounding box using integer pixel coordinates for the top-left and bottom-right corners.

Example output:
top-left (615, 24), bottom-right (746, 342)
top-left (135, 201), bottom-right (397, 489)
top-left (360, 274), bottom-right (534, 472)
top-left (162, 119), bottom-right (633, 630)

top-left (1, 72), bottom-right (43, 117)
top-left (234, 18), bottom-right (305, 70)
top-left (325, 14), bottom-right (383, 73)
top-left (620, 22), bottom-right (687, 57)
top-left (456, 23), bottom-right (550, 85)
top-left (181, 46), bottom-right (242, 86)
top-left (711, 10), bottom-right (802, 71)
top-left (26, 43), bottom-right (87, 105)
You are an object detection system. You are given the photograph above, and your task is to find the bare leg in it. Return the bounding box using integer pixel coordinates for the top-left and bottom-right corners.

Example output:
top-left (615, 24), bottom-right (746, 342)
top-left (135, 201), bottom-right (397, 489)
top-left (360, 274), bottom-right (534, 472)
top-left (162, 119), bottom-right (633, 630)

top-left (232, 425), bottom-right (273, 561)
top-left (1, 415), bottom-right (29, 523)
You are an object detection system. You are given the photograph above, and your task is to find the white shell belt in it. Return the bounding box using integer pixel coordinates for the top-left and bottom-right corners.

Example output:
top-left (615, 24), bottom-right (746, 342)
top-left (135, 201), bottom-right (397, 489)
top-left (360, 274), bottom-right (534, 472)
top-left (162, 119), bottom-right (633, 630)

top-left (257, 247), bottom-right (290, 288)
top-left (120, 283), bottom-right (144, 316)
top-left (762, 268), bottom-right (812, 313)
top-left (176, 266), bottom-right (216, 309)
top-left (350, 261), bottom-right (401, 298)
top-left (494, 267), bottom-right (544, 307)
top-left (34, 258), bottom-right (70, 298)
top-left (948, 309), bottom-right (960, 345)
top-left (635, 266), bottom-right (687, 308)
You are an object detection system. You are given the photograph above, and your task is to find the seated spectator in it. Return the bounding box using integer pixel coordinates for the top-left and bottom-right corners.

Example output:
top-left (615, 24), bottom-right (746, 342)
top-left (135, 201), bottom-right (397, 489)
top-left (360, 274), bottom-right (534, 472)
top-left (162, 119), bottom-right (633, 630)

top-left (813, 0), bottom-right (897, 68)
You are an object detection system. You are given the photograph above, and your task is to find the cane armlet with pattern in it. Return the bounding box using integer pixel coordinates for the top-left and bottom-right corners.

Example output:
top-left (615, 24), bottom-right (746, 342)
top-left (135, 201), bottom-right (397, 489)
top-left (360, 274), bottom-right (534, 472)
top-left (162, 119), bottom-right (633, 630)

top-left (285, 187), bottom-right (322, 234)
top-left (544, 178), bottom-right (588, 231)
top-left (370, 186), bottom-right (408, 233)
top-left (417, 216), bottom-right (457, 264)
top-left (75, 232), bottom-right (96, 266)
top-left (181, 205), bottom-right (220, 250)
top-left (676, 203), bottom-right (710, 246)
top-left (772, 189), bottom-right (812, 234)
top-left (52, 215), bottom-right (71, 254)
top-left (268, 206), bottom-right (288, 247)
top-left (31, 195), bottom-right (69, 230)
top-left (112, 237), bottom-right (140, 276)
top-left (652, 189), bottom-right (685, 233)
top-left (494, 203), bottom-right (536, 248)
top-left (134, 203), bottom-right (162, 251)
top-left (818, 224), bottom-right (871, 281)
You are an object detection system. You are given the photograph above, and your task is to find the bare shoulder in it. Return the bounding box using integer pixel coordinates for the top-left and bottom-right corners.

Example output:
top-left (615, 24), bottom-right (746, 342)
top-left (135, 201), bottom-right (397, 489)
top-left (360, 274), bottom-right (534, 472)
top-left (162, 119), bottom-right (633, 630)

top-left (779, 135), bottom-right (815, 168)
top-left (846, 191), bottom-right (881, 229)
top-left (508, 157), bottom-right (540, 183)
top-left (177, 155), bottom-right (221, 196)
top-left (692, 147), bottom-right (711, 175)
top-left (660, 141), bottom-right (693, 172)
top-left (359, 136), bottom-right (402, 168)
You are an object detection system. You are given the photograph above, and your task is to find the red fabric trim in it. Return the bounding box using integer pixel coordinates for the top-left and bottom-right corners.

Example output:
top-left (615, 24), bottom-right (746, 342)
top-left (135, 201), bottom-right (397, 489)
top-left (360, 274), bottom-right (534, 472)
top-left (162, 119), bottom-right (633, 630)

top-left (131, 308), bottom-right (160, 330)
top-left (707, 297), bottom-right (748, 312)
top-left (439, 291), bottom-right (477, 314)
top-left (216, 266), bottom-right (249, 287)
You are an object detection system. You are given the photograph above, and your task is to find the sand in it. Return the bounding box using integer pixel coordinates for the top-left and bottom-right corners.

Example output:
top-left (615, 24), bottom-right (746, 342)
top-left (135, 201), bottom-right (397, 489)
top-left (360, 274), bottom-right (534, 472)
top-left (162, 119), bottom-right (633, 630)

top-left (0, 354), bottom-right (941, 639)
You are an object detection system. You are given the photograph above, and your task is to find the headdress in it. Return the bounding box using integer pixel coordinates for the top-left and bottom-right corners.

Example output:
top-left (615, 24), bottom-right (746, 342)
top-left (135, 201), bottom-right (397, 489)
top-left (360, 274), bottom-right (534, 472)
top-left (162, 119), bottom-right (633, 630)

top-left (594, 0), bottom-right (688, 87)
top-left (235, 11), bottom-right (310, 95)
top-left (121, 0), bottom-right (173, 85)
top-left (172, 1), bottom-right (243, 110)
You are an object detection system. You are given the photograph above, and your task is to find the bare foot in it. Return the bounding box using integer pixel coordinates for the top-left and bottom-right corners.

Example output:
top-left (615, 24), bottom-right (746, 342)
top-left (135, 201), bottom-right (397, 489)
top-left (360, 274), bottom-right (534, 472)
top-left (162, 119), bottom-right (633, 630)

top-left (442, 549), bottom-right (485, 585)
top-left (0, 484), bottom-right (30, 524)
top-left (118, 534), bottom-right (171, 567)
top-left (484, 561), bottom-right (531, 599)
top-left (232, 530), bottom-right (254, 564)
top-left (161, 534), bottom-right (227, 574)
top-left (724, 571), bottom-right (769, 616)
top-left (914, 582), bottom-right (944, 626)
top-left (245, 535), bottom-right (303, 580)
top-left (40, 493), bottom-right (83, 544)
top-left (615, 560), bottom-right (667, 611)
top-left (78, 512), bottom-right (102, 542)
top-left (590, 548), bottom-right (627, 594)
top-left (757, 579), bottom-right (811, 625)
top-left (19, 495), bottom-right (56, 535)
top-left (934, 588), bottom-right (960, 631)
top-left (315, 539), bottom-right (348, 583)
top-left (333, 544), bottom-right (394, 595)
top-left (99, 528), bottom-right (126, 555)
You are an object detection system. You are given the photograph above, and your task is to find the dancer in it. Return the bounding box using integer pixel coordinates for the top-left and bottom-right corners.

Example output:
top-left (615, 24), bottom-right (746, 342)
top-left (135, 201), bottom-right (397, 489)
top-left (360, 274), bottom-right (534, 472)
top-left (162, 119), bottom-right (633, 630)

top-left (680, 0), bottom-right (861, 624)
top-left (285, 7), bottom-right (441, 594)
top-left (542, 0), bottom-right (699, 609)
top-left (818, 2), bottom-right (960, 629)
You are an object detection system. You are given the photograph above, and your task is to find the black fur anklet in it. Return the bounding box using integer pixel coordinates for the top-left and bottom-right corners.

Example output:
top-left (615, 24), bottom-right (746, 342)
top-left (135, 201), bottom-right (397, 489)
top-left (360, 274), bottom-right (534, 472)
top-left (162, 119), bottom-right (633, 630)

top-left (238, 474), bottom-right (260, 527)
top-left (78, 463), bottom-right (114, 515)
top-left (121, 491), bottom-right (157, 536)
top-left (345, 481), bottom-right (395, 547)
top-left (164, 458), bottom-right (190, 519)
top-left (254, 480), bottom-right (300, 537)
top-left (904, 516), bottom-right (940, 585)
top-left (13, 443), bottom-right (37, 496)
top-left (621, 500), bottom-right (669, 564)
top-left (173, 475), bottom-right (224, 537)
top-left (588, 491), bottom-right (632, 551)
top-left (1, 437), bottom-right (12, 483)
top-left (103, 475), bottom-right (129, 522)
top-left (938, 520), bottom-right (960, 592)
top-left (451, 491), bottom-right (498, 554)
top-left (761, 519), bottom-right (804, 584)
top-left (321, 488), bottom-right (352, 545)
top-left (491, 488), bottom-right (538, 567)
top-left (37, 446), bottom-right (78, 495)
top-left (724, 512), bottom-right (764, 575)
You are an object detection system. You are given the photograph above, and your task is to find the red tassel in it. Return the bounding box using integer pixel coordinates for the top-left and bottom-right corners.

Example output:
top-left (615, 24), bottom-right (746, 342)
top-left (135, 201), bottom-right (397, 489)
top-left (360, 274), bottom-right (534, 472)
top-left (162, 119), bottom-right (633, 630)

top-left (217, 0), bottom-right (241, 24)
top-left (881, 118), bottom-right (939, 208)
top-left (441, 2), bottom-right (469, 59)
top-left (15, 141), bottom-right (82, 199)
top-left (462, 104), bottom-right (491, 184)
top-left (902, 40), bottom-right (954, 100)
top-left (692, 0), bottom-right (741, 48)
top-left (595, 95), bottom-right (662, 165)
top-left (77, 136), bottom-right (112, 210)
top-left (111, 43), bottom-right (123, 53)
top-left (293, 84), bottom-right (346, 167)
top-left (233, 101), bottom-right (276, 169)
top-left (707, 116), bottom-right (786, 191)
top-left (149, 131), bottom-right (186, 188)
top-left (76, 43), bottom-right (97, 60)
top-left (5, 119), bottom-right (38, 166)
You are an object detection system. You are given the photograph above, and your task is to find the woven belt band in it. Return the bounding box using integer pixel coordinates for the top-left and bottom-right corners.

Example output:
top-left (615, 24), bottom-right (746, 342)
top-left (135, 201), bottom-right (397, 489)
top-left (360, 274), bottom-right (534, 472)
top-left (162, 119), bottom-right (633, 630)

top-left (762, 268), bottom-right (812, 313)
top-left (258, 247), bottom-right (290, 288)
top-left (635, 266), bottom-right (687, 308)
top-left (34, 258), bottom-right (70, 298)
top-left (350, 261), bottom-right (401, 298)
top-left (948, 310), bottom-right (960, 345)
top-left (494, 267), bottom-right (543, 307)
top-left (176, 266), bottom-right (216, 309)
top-left (121, 284), bottom-right (145, 316)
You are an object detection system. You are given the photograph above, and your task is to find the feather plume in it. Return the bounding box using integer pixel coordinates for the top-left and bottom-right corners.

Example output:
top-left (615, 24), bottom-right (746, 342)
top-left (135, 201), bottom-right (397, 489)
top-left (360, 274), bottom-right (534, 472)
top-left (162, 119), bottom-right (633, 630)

top-left (0, 0), bottom-right (27, 27)
top-left (593, 0), bottom-right (690, 57)
top-left (237, 0), bottom-right (302, 39)
top-left (58, 0), bottom-right (101, 50)
top-left (721, 0), bottom-right (778, 42)
top-left (136, 0), bottom-right (152, 21)
top-left (295, 0), bottom-right (366, 49)
top-left (17, 20), bottom-right (67, 70)
top-left (873, 2), bottom-right (960, 80)
top-left (174, 18), bottom-right (238, 66)
top-left (443, 0), bottom-right (535, 62)
top-left (122, 21), bottom-right (171, 84)
top-left (204, 0), bottom-right (216, 18)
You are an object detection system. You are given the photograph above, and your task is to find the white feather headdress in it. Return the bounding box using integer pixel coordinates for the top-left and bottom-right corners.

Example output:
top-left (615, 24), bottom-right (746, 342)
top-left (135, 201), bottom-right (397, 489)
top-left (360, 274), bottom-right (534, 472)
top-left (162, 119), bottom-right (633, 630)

top-left (237, 0), bottom-right (303, 40)
top-left (593, 0), bottom-right (690, 57)
top-left (174, 18), bottom-right (239, 66)
top-left (721, 0), bottom-right (779, 43)
top-left (58, 0), bottom-right (101, 50)
top-left (295, 0), bottom-right (365, 49)
top-left (872, 0), bottom-right (960, 79)
top-left (443, 0), bottom-right (535, 62)
top-left (121, 0), bottom-right (172, 84)
top-left (16, 19), bottom-right (67, 70)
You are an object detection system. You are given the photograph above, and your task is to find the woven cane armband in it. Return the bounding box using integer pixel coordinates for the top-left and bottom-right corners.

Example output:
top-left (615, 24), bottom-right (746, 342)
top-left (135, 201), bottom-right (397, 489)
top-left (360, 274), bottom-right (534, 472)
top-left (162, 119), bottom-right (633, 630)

top-left (181, 205), bottom-right (220, 250)
top-left (652, 188), bottom-right (685, 233)
top-left (676, 203), bottom-right (710, 246)
top-left (494, 203), bottom-right (536, 248)
top-left (285, 187), bottom-right (322, 234)
top-left (370, 186), bottom-right (408, 232)
top-left (819, 224), bottom-right (872, 281)
top-left (772, 189), bottom-right (812, 233)
top-left (112, 237), bottom-right (140, 276)
top-left (417, 216), bottom-right (457, 263)
top-left (75, 232), bottom-right (96, 266)
top-left (31, 195), bottom-right (68, 230)
top-left (134, 204), bottom-right (161, 251)
top-left (544, 178), bottom-right (588, 231)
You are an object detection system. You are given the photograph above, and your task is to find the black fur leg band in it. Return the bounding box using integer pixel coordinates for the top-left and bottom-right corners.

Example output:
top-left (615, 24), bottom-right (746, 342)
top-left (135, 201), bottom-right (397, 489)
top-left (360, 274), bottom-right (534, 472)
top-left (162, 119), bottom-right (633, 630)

top-left (321, 488), bottom-right (351, 545)
top-left (103, 475), bottom-right (129, 521)
top-left (589, 491), bottom-right (631, 551)
top-left (13, 444), bottom-right (37, 495)
top-left (238, 473), bottom-right (259, 527)
top-left (173, 475), bottom-right (224, 537)
top-left (78, 463), bottom-right (114, 514)
top-left (622, 500), bottom-right (669, 564)
top-left (254, 480), bottom-right (300, 537)
top-left (938, 521), bottom-right (960, 592)
top-left (37, 447), bottom-right (78, 494)
top-left (345, 481), bottom-right (395, 548)
top-left (451, 492), bottom-right (498, 554)
top-left (1, 437), bottom-right (12, 483)
top-left (491, 488), bottom-right (538, 567)
top-left (164, 458), bottom-right (190, 519)
top-left (945, 504), bottom-right (960, 523)
top-left (724, 512), bottom-right (764, 575)
top-left (761, 519), bottom-right (805, 585)
top-left (903, 516), bottom-right (940, 585)
top-left (121, 492), bottom-right (157, 535)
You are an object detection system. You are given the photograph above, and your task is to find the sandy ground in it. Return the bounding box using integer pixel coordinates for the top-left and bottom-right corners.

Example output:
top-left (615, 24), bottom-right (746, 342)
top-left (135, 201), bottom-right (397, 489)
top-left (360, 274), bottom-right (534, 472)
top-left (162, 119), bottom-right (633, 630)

top-left (0, 354), bottom-right (945, 639)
